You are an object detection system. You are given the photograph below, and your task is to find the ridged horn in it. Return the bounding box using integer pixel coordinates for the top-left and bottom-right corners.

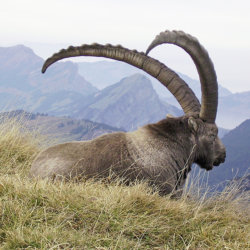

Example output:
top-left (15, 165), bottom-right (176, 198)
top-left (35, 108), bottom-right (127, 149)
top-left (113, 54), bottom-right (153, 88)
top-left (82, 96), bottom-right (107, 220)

top-left (42, 43), bottom-right (201, 115)
top-left (146, 30), bottom-right (218, 123)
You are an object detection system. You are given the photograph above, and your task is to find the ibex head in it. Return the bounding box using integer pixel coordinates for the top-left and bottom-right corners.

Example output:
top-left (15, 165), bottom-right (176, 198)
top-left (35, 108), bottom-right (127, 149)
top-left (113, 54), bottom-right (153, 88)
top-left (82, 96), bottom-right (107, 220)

top-left (186, 115), bottom-right (226, 170)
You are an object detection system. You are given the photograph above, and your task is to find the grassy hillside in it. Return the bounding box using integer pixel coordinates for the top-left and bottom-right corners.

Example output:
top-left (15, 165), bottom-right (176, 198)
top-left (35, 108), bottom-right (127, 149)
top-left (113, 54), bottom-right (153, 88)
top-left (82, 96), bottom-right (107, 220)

top-left (0, 119), bottom-right (249, 249)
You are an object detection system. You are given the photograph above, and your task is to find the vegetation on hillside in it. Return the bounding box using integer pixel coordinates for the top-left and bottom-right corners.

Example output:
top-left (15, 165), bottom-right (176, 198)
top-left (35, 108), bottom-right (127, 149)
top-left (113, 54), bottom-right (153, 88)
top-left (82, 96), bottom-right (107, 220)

top-left (0, 118), bottom-right (249, 249)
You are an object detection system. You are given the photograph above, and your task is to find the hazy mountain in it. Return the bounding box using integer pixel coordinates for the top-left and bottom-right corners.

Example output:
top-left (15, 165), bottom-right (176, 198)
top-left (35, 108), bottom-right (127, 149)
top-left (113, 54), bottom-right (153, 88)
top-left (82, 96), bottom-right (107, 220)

top-left (78, 60), bottom-right (250, 129)
top-left (0, 110), bottom-right (123, 144)
top-left (77, 60), bottom-right (232, 99)
top-left (74, 74), bottom-right (182, 131)
top-left (0, 45), bottom-right (182, 131)
top-left (0, 45), bottom-right (97, 112)
top-left (2, 45), bottom-right (247, 131)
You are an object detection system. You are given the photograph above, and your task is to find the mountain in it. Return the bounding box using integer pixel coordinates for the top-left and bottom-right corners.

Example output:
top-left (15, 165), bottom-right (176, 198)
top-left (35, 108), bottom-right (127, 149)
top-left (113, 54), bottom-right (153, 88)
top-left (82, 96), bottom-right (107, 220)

top-left (77, 60), bottom-right (232, 99)
top-left (0, 45), bottom-right (181, 130)
top-left (74, 74), bottom-right (182, 131)
top-left (2, 45), bottom-right (247, 131)
top-left (0, 110), bottom-right (123, 144)
top-left (78, 60), bottom-right (248, 129)
top-left (0, 45), bottom-right (97, 113)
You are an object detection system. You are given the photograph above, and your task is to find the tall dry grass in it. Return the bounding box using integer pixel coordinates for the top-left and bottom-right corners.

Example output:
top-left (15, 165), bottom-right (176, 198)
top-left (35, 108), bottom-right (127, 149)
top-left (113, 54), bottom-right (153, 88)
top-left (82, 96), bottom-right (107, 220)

top-left (0, 117), bottom-right (249, 249)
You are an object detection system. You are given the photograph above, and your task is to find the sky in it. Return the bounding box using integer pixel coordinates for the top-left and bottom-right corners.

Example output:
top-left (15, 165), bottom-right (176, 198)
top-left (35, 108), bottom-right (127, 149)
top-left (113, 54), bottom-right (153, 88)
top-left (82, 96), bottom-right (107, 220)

top-left (1, 0), bottom-right (250, 93)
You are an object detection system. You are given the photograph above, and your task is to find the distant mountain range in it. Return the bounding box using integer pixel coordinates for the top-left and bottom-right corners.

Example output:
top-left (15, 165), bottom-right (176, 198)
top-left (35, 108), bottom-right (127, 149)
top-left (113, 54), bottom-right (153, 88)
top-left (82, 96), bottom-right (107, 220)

top-left (74, 74), bottom-right (182, 130)
top-left (77, 60), bottom-right (232, 99)
top-left (0, 45), bottom-right (97, 117)
top-left (0, 110), bottom-right (123, 144)
top-left (78, 60), bottom-right (250, 129)
top-left (0, 45), bottom-right (182, 131)
top-left (1, 44), bottom-right (250, 130)
top-left (0, 45), bottom-right (97, 96)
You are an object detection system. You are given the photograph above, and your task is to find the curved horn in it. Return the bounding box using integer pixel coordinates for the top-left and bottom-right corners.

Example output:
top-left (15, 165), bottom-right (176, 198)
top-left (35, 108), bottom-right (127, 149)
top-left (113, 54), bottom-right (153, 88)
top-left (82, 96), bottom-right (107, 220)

top-left (146, 30), bottom-right (218, 123)
top-left (42, 43), bottom-right (200, 114)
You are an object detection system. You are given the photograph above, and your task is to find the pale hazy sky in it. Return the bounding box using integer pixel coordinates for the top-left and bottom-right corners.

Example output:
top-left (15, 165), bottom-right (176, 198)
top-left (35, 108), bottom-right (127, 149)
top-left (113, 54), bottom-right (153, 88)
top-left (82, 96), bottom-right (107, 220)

top-left (1, 0), bottom-right (250, 93)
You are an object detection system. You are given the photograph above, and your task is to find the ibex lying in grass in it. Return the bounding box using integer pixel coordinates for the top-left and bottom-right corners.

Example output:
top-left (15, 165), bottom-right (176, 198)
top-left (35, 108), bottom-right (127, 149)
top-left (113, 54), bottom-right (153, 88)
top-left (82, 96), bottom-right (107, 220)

top-left (30, 30), bottom-right (226, 195)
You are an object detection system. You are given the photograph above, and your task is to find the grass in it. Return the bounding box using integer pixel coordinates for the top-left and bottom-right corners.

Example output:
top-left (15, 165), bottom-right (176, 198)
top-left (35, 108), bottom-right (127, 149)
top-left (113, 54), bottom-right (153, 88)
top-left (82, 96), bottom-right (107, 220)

top-left (0, 118), bottom-right (249, 249)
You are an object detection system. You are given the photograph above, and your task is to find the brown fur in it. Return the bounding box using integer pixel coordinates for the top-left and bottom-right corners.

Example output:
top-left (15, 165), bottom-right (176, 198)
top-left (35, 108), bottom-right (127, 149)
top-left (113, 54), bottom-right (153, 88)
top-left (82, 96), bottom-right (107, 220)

top-left (30, 115), bottom-right (226, 195)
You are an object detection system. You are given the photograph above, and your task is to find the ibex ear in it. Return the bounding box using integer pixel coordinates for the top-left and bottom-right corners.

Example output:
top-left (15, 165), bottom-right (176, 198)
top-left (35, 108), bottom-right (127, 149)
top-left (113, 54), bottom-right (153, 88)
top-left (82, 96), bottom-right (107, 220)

top-left (188, 117), bottom-right (198, 133)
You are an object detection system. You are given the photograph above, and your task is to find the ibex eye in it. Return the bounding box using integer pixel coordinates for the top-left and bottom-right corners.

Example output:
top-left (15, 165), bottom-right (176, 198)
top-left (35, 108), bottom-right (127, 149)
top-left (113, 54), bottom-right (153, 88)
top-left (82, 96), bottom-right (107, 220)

top-left (209, 134), bottom-right (216, 140)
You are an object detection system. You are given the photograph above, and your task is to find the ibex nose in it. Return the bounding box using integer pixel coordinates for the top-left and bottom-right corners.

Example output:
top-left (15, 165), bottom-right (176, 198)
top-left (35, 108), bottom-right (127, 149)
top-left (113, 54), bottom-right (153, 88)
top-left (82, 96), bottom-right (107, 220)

top-left (221, 151), bottom-right (226, 163)
top-left (213, 151), bottom-right (226, 166)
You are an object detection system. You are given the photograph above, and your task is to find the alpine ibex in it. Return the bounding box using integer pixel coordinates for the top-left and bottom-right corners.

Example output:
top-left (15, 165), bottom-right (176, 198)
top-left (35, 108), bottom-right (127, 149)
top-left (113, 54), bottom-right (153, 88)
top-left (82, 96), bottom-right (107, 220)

top-left (30, 30), bottom-right (226, 195)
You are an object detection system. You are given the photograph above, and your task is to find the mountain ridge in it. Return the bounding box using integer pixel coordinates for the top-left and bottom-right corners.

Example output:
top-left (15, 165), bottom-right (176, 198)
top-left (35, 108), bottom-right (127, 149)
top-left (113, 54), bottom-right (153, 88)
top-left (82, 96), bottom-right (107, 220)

top-left (77, 60), bottom-right (249, 129)
top-left (0, 45), bottom-right (182, 131)
top-left (0, 45), bottom-right (97, 96)
top-left (74, 73), bottom-right (182, 131)
top-left (77, 60), bottom-right (232, 98)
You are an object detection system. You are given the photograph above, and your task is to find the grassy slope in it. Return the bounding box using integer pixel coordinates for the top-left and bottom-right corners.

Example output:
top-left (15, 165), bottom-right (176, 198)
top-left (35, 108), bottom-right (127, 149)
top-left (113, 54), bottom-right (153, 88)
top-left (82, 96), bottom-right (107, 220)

top-left (0, 119), bottom-right (249, 249)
